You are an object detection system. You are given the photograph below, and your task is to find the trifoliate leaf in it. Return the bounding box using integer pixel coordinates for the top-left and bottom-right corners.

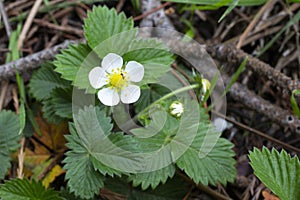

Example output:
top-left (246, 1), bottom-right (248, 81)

top-left (129, 102), bottom-right (199, 190)
top-left (0, 110), bottom-right (21, 179)
top-left (0, 178), bottom-right (62, 200)
top-left (84, 6), bottom-right (137, 57)
top-left (54, 43), bottom-right (99, 90)
top-left (123, 38), bottom-right (173, 85)
top-left (175, 108), bottom-right (236, 186)
top-left (249, 147), bottom-right (300, 200)
top-left (128, 111), bottom-right (180, 190)
top-left (29, 62), bottom-right (70, 101)
top-left (63, 123), bottom-right (105, 199)
top-left (73, 106), bottom-right (145, 174)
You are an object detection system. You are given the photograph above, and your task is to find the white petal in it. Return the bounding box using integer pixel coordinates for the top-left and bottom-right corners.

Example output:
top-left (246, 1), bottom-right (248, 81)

top-left (88, 67), bottom-right (108, 89)
top-left (101, 53), bottom-right (123, 73)
top-left (125, 61), bottom-right (144, 82)
top-left (120, 85), bottom-right (141, 104)
top-left (97, 88), bottom-right (120, 106)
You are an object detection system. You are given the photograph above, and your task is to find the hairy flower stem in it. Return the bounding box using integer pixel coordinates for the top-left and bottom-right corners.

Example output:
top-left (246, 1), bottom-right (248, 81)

top-left (137, 84), bottom-right (199, 119)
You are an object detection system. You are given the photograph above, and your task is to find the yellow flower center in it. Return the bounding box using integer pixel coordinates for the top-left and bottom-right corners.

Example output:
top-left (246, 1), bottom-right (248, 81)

top-left (106, 68), bottom-right (128, 90)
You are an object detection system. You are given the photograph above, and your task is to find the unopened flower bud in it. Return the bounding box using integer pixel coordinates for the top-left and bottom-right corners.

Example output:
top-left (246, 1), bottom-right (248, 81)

top-left (169, 101), bottom-right (184, 117)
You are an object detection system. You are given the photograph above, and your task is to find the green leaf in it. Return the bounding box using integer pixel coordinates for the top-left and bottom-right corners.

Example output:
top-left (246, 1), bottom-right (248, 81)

top-left (73, 106), bottom-right (144, 174)
top-left (175, 108), bottom-right (236, 186)
top-left (123, 38), bottom-right (173, 85)
top-left (91, 132), bottom-right (140, 177)
top-left (42, 97), bottom-right (65, 124)
top-left (105, 176), bottom-right (189, 200)
top-left (63, 123), bottom-right (105, 199)
top-left (51, 87), bottom-right (73, 119)
top-left (290, 90), bottom-right (300, 118)
top-left (249, 147), bottom-right (300, 200)
top-left (59, 187), bottom-right (101, 200)
top-left (0, 155), bottom-right (10, 180)
top-left (29, 62), bottom-right (70, 101)
top-left (54, 43), bottom-right (99, 90)
top-left (128, 105), bottom-right (192, 190)
top-left (129, 177), bottom-right (188, 200)
top-left (133, 101), bottom-right (232, 188)
top-left (0, 110), bottom-right (21, 179)
top-left (128, 165), bottom-right (176, 190)
top-left (84, 6), bottom-right (137, 57)
top-left (0, 178), bottom-right (62, 200)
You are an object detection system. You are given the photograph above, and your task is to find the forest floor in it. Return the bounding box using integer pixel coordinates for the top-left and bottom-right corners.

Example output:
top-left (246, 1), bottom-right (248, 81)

top-left (0, 0), bottom-right (299, 200)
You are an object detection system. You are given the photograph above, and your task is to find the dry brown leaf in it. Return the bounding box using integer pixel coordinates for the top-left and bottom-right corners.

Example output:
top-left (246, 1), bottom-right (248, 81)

top-left (262, 190), bottom-right (280, 200)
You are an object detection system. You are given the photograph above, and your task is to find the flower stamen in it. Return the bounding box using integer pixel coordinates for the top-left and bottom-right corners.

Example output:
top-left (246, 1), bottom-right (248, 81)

top-left (106, 67), bottom-right (128, 90)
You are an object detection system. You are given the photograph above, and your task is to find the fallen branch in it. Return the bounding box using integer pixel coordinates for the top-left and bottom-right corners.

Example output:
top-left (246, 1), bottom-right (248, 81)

top-left (223, 75), bottom-right (300, 134)
top-left (206, 44), bottom-right (300, 94)
top-left (0, 40), bottom-right (78, 81)
top-left (139, 0), bottom-right (174, 29)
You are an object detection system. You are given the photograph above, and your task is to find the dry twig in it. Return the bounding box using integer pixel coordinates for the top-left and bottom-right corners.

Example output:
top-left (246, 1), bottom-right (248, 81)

top-left (33, 18), bottom-right (83, 36)
top-left (0, 0), bottom-right (12, 111)
top-left (18, 0), bottom-right (43, 49)
top-left (134, 1), bottom-right (172, 21)
top-left (0, 0), bottom-right (11, 36)
top-left (236, 0), bottom-right (278, 49)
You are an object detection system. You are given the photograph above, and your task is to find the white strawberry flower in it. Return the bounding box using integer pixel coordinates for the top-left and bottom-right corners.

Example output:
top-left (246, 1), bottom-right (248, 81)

top-left (88, 53), bottom-right (144, 106)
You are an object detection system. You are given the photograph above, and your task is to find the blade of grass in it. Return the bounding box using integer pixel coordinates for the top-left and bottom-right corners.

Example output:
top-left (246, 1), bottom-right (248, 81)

top-left (203, 70), bottom-right (221, 102)
top-left (181, 0), bottom-right (232, 11)
top-left (207, 57), bottom-right (247, 111)
top-left (6, 24), bottom-right (22, 63)
top-left (218, 0), bottom-right (239, 22)
top-left (168, 0), bottom-right (300, 6)
top-left (165, 0), bottom-right (267, 6)
top-left (26, 107), bottom-right (42, 136)
top-left (15, 70), bottom-right (26, 135)
top-left (131, 0), bottom-right (140, 11)
top-left (6, 23), bottom-right (25, 135)
top-left (290, 90), bottom-right (300, 118)
top-left (257, 10), bottom-right (300, 57)
top-left (225, 57), bottom-right (248, 93)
